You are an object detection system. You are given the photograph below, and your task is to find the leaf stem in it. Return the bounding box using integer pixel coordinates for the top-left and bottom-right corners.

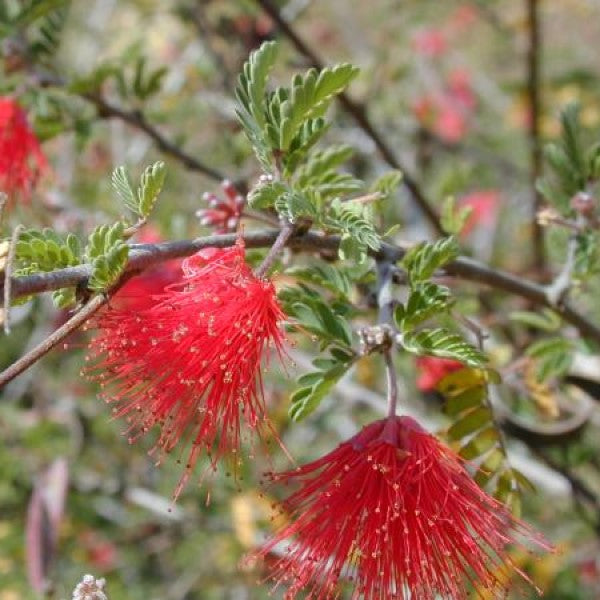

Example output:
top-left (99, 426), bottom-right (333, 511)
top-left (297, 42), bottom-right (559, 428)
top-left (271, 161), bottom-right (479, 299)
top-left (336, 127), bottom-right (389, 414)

top-left (384, 348), bottom-right (398, 418)
top-left (254, 221), bottom-right (295, 278)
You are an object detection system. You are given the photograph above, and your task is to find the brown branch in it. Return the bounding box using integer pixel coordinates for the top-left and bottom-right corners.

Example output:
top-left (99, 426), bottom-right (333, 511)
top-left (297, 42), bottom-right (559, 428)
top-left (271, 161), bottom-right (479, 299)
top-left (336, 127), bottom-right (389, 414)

top-left (254, 0), bottom-right (443, 234)
top-left (526, 0), bottom-right (546, 272)
top-left (2, 229), bottom-right (600, 344)
top-left (0, 294), bottom-right (107, 389)
top-left (86, 94), bottom-right (226, 182)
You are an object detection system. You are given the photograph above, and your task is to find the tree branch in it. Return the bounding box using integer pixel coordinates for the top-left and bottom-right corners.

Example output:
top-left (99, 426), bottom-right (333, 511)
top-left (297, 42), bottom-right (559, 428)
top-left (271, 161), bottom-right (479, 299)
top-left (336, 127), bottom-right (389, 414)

top-left (85, 93), bottom-right (226, 183)
top-left (3, 229), bottom-right (600, 344)
top-left (0, 293), bottom-right (107, 389)
top-left (526, 0), bottom-right (546, 272)
top-left (253, 0), bottom-right (443, 234)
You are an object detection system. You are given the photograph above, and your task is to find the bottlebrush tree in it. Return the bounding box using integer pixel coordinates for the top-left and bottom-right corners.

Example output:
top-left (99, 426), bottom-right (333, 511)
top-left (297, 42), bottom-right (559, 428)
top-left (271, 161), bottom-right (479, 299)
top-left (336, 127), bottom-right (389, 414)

top-left (2, 2), bottom-right (600, 599)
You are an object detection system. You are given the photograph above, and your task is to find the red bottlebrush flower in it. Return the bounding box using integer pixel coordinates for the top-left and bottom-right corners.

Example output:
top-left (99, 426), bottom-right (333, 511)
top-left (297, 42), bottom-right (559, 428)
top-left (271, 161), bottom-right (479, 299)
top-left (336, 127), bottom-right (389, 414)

top-left (196, 179), bottom-right (245, 233)
top-left (416, 356), bottom-right (464, 392)
top-left (111, 226), bottom-right (183, 311)
top-left (85, 241), bottom-right (287, 499)
top-left (0, 97), bottom-right (47, 202)
top-left (252, 416), bottom-right (550, 600)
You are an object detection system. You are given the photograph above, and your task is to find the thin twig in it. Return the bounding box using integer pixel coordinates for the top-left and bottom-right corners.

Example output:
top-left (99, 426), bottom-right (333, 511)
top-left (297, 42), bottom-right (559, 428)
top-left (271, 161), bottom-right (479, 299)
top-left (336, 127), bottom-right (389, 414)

top-left (376, 260), bottom-right (399, 418)
top-left (84, 94), bottom-right (226, 183)
top-left (526, 0), bottom-right (545, 272)
top-left (35, 70), bottom-right (232, 186)
top-left (376, 260), bottom-right (395, 326)
top-left (0, 294), bottom-right (106, 389)
top-left (3, 224), bottom-right (24, 335)
top-left (348, 191), bottom-right (383, 205)
top-left (254, 221), bottom-right (295, 278)
top-left (544, 227), bottom-right (579, 306)
top-left (384, 349), bottom-right (398, 418)
top-left (3, 229), bottom-right (600, 344)
top-left (455, 312), bottom-right (489, 351)
top-left (0, 192), bottom-right (7, 229)
top-left (254, 0), bottom-right (443, 234)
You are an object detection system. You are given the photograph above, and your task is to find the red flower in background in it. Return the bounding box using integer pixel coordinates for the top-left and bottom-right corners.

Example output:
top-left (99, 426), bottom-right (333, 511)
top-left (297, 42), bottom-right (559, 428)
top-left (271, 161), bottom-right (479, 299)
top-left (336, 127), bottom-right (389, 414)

top-left (412, 28), bottom-right (447, 58)
top-left (447, 68), bottom-right (476, 110)
top-left (86, 241), bottom-right (287, 499)
top-left (434, 95), bottom-right (469, 143)
top-left (459, 189), bottom-right (500, 237)
top-left (412, 72), bottom-right (476, 144)
top-left (0, 97), bottom-right (47, 202)
top-left (252, 416), bottom-right (550, 599)
top-left (416, 356), bottom-right (464, 392)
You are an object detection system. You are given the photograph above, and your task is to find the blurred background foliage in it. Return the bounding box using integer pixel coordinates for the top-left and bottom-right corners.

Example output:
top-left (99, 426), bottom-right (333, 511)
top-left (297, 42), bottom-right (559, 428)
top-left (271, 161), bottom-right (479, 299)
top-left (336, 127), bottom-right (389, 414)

top-left (2, 0), bottom-right (600, 598)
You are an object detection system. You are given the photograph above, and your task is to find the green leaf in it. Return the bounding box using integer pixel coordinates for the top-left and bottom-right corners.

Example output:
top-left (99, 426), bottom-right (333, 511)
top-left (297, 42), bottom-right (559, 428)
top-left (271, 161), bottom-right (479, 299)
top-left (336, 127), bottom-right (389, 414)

top-left (560, 103), bottom-right (586, 182)
top-left (402, 237), bottom-right (460, 286)
top-left (401, 328), bottom-right (487, 368)
top-left (459, 427), bottom-right (500, 460)
top-left (526, 336), bottom-right (575, 381)
top-left (112, 166), bottom-right (137, 215)
top-left (509, 309), bottom-right (562, 332)
top-left (370, 170), bottom-right (402, 200)
top-left (16, 228), bottom-right (80, 272)
top-left (85, 221), bottom-right (129, 292)
top-left (289, 351), bottom-right (355, 421)
top-left (474, 448), bottom-right (505, 487)
top-left (298, 145), bottom-right (354, 178)
top-left (538, 103), bottom-right (589, 213)
top-left (440, 196), bottom-right (473, 235)
top-left (235, 41), bottom-right (279, 170)
top-left (447, 407), bottom-right (492, 441)
top-left (283, 286), bottom-right (354, 350)
top-left (274, 190), bottom-right (318, 223)
top-left (445, 386), bottom-right (485, 417)
top-left (247, 179), bottom-right (286, 209)
top-left (394, 282), bottom-right (454, 332)
top-left (278, 64), bottom-right (359, 150)
top-left (286, 263), bottom-right (353, 300)
top-left (88, 244), bottom-right (129, 292)
top-left (52, 287), bottom-right (77, 309)
top-left (325, 198), bottom-right (380, 263)
top-left (137, 161), bottom-right (166, 218)
top-left (575, 231), bottom-right (600, 277)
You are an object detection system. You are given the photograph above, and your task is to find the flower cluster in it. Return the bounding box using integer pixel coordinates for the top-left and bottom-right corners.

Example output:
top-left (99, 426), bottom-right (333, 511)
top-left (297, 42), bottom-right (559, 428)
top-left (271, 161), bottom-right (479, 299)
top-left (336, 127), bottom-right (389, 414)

top-left (196, 179), bottom-right (245, 233)
top-left (86, 241), bottom-right (286, 498)
top-left (0, 97), bottom-right (47, 202)
top-left (72, 574), bottom-right (107, 600)
top-left (252, 416), bottom-right (550, 599)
